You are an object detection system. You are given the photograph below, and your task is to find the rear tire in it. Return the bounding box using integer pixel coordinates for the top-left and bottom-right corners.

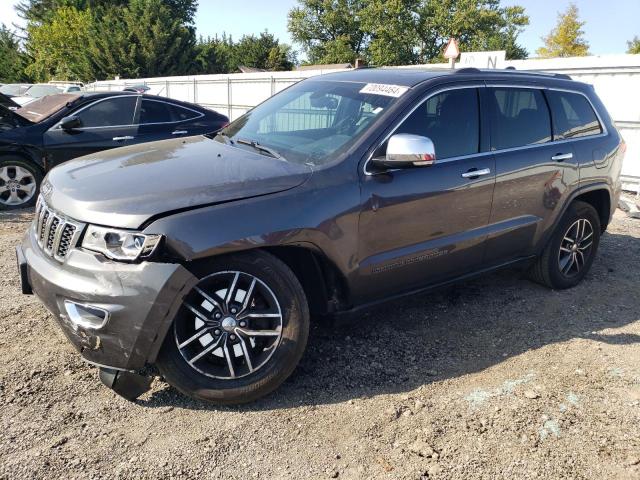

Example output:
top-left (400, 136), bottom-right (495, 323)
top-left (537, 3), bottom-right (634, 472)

top-left (0, 158), bottom-right (42, 210)
top-left (529, 200), bottom-right (601, 289)
top-left (156, 250), bottom-right (309, 405)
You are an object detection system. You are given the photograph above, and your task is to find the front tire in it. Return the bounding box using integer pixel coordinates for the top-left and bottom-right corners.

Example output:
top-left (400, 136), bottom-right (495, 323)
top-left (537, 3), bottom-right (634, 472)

top-left (0, 158), bottom-right (42, 210)
top-left (529, 200), bottom-right (601, 289)
top-left (156, 251), bottom-right (309, 405)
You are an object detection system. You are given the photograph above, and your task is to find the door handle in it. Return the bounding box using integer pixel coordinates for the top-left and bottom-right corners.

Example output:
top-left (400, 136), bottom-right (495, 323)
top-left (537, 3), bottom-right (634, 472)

top-left (113, 136), bottom-right (134, 141)
top-left (461, 168), bottom-right (491, 179)
top-left (172, 130), bottom-right (188, 135)
top-left (551, 153), bottom-right (573, 161)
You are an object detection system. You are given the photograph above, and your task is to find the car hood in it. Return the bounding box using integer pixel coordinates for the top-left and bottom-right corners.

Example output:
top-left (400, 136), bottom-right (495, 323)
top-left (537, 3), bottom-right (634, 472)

top-left (44, 136), bottom-right (313, 229)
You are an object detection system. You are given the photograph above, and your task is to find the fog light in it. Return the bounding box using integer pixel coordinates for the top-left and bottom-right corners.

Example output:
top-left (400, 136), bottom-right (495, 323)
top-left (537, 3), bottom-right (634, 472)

top-left (64, 300), bottom-right (110, 329)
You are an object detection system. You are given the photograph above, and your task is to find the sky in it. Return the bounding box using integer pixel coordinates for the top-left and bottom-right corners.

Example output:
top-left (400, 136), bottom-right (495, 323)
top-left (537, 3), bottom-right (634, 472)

top-left (1, 0), bottom-right (639, 57)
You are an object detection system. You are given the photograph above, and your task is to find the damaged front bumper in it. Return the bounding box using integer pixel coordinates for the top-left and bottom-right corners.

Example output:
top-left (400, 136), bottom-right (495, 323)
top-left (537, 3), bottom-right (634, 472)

top-left (18, 226), bottom-right (197, 373)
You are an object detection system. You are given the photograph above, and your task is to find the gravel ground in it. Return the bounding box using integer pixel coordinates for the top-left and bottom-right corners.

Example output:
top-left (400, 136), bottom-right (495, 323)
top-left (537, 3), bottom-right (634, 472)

top-left (1, 208), bottom-right (639, 480)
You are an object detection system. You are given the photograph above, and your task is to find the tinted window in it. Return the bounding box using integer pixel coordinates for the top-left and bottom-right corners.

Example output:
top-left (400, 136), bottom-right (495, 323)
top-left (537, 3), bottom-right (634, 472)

top-left (394, 88), bottom-right (480, 159)
top-left (547, 90), bottom-right (602, 140)
top-left (491, 88), bottom-right (551, 150)
top-left (169, 104), bottom-right (200, 122)
top-left (139, 99), bottom-right (200, 124)
top-left (76, 96), bottom-right (137, 128)
top-left (139, 99), bottom-right (174, 124)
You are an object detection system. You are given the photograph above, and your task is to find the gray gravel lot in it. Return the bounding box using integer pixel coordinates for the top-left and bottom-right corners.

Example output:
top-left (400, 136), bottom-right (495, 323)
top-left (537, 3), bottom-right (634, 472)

top-left (1, 209), bottom-right (639, 479)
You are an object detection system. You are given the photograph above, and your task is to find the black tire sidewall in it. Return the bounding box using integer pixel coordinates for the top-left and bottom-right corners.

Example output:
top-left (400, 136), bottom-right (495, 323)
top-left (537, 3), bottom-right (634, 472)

top-left (157, 251), bottom-right (310, 404)
top-left (545, 201), bottom-right (601, 289)
top-left (0, 157), bottom-right (43, 210)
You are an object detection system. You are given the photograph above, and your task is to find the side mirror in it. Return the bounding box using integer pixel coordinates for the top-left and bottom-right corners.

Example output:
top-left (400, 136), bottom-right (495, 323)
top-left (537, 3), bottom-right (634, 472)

top-left (373, 133), bottom-right (436, 169)
top-left (60, 115), bottom-right (81, 131)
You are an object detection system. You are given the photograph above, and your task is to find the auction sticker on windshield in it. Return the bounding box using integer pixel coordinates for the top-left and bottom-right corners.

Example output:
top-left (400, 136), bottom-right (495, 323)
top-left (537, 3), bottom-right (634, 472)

top-left (360, 83), bottom-right (409, 98)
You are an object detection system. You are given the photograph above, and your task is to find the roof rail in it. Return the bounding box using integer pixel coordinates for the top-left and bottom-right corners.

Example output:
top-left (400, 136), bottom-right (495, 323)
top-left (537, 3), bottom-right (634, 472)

top-left (454, 67), bottom-right (572, 80)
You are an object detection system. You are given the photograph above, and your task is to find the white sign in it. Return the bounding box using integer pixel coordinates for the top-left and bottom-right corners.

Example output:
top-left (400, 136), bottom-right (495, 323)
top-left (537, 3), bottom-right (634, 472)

top-left (459, 51), bottom-right (506, 69)
top-left (360, 83), bottom-right (409, 98)
top-left (443, 38), bottom-right (460, 59)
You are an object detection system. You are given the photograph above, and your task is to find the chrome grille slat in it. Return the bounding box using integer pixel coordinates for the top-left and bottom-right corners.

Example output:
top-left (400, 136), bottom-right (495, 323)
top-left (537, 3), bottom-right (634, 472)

top-left (32, 196), bottom-right (84, 262)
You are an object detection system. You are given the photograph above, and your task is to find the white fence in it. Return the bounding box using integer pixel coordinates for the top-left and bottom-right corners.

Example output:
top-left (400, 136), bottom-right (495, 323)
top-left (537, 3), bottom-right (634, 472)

top-left (87, 54), bottom-right (640, 191)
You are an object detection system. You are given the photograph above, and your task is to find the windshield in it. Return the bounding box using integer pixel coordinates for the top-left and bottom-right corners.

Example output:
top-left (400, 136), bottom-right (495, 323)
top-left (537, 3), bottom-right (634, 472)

top-left (14, 93), bottom-right (81, 123)
top-left (217, 80), bottom-right (400, 166)
top-left (0, 84), bottom-right (28, 96)
top-left (25, 84), bottom-right (62, 98)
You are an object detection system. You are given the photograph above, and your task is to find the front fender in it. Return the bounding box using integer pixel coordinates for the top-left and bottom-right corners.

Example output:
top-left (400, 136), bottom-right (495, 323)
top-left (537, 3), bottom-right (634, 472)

top-left (143, 176), bottom-right (361, 288)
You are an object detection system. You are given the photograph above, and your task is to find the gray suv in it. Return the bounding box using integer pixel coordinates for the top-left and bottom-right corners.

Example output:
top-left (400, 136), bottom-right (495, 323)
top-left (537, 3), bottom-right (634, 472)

top-left (17, 68), bottom-right (625, 404)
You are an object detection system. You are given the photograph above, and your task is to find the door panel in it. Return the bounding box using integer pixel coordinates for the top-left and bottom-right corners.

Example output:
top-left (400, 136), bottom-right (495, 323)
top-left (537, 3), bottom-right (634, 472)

top-left (43, 96), bottom-right (138, 165)
top-left (483, 86), bottom-right (580, 265)
top-left (356, 87), bottom-right (495, 302)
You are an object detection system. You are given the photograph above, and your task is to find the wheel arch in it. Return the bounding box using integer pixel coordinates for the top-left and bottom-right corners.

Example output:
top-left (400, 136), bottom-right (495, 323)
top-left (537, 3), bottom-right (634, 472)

top-left (182, 244), bottom-right (352, 318)
top-left (573, 188), bottom-right (611, 233)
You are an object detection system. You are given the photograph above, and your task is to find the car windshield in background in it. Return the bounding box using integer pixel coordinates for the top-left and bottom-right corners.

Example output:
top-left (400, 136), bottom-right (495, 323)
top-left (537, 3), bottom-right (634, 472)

top-left (14, 93), bottom-right (81, 123)
top-left (0, 84), bottom-right (29, 96)
top-left (218, 80), bottom-right (399, 166)
top-left (24, 84), bottom-right (63, 98)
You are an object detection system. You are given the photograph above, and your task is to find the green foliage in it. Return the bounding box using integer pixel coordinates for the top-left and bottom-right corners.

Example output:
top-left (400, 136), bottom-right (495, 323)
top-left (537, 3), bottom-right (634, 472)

top-left (231, 32), bottom-right (296, 71)
top-left (25, 6), bottom-right (94, 81)
top-left (87, 0), bottom-right (197, 79)
top-left (288, 0), bottom-right (368, 64)
top-left (288, 0), bottom-right (529, 66)
top-left (536, 3), bottom-right (589, 58)
top-left (628, 36), bottom-right (640, 54)
top-left (0, 25), bottom-right (28, 82)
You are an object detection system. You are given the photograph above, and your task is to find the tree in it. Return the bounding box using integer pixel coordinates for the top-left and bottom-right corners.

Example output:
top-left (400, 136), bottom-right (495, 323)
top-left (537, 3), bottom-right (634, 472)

top-left (24, 6), bottom-right (94, 81)
top-left (16, 0), bottom-right (197, 25)
top-left (288, 0), bottom-right (368, 64)
top-left (0, 25), bottom-right (28, 82)
top-left (536, 3), bottom-right (589, 58)
top-left (193, 35), bottom-right (235, 74)
top-left (628, 36), bottom-right (640, 54)
top-left (232, 32), bottom-right (296, 71)
top-left (288, 0), bottom-right (529, 66)
top-left (86, 0), bottom-right (197, 79)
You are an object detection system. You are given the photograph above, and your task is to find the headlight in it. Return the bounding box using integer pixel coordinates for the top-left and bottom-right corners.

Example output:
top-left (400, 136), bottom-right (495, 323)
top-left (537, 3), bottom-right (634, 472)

top-left (82, 225), bottom-right (161, 261)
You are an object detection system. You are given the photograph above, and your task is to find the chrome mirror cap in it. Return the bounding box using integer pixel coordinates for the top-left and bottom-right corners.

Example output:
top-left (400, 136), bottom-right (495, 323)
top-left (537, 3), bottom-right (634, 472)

top-left (372, 134), bottom-right (437, 170)
top-left (387, 133), bottom-right (436, 166)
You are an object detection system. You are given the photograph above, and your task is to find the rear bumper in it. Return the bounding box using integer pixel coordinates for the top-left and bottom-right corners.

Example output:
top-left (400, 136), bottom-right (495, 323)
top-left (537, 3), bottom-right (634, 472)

top-left (19, 225), bottom-right (197, 370)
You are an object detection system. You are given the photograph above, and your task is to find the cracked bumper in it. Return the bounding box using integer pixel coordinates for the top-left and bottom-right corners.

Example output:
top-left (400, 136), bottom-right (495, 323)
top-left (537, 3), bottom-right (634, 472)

top-left (19, 226), bottom-right (197, 370)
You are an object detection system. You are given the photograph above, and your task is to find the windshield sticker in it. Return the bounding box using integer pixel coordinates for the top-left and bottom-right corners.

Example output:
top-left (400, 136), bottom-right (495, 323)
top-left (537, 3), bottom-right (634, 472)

top-left (360, 83), bottom-right (409, 98)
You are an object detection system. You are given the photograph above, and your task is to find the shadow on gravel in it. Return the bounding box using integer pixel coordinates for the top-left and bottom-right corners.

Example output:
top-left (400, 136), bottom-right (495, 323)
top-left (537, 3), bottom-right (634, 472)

top-left (139, 230), bottom-right (640, 411)
top-left (0, 209), bottom-right (34, 224)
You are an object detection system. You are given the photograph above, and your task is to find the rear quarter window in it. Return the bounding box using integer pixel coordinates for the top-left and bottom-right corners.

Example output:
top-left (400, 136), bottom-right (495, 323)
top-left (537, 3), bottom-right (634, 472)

top-left (546, 90), bottom-right (602, 140)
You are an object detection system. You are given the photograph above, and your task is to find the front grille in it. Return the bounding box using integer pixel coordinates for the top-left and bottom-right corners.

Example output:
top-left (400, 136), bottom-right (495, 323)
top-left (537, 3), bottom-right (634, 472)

top-left (35, 197), bottom-right (84, 262)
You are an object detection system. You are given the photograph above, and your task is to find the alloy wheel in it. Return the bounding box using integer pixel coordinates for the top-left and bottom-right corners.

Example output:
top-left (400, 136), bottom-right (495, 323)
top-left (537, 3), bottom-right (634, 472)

top-left (558, 218), bottom-right (594, 277)
top-left (0, 165), bottom-right (37, 207)
top-left (174, 271), bottom-right (283, 379)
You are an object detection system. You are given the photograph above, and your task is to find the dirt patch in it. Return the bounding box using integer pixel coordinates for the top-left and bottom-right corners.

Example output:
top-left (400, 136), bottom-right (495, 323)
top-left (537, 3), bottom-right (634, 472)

top-left (1, 209), bottom-right (639, 479)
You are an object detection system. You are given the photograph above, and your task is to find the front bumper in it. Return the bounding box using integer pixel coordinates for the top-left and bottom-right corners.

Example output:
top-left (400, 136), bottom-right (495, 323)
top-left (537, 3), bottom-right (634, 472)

top-left (18, 225), bottom-right (197, 371)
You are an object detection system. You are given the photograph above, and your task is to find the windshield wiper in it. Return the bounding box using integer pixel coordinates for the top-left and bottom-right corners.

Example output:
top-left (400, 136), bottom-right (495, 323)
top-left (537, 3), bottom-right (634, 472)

top-left (237, 138), bottom-right (283, 159)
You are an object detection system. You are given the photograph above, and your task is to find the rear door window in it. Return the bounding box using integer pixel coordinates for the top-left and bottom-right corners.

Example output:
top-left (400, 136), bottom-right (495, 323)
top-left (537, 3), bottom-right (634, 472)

top-left (76, 96), bottom-right (137, 128)
top-left (490, 88), bottom-right (552, 150)
top-left (394, 88), bottom-right (480, 159)
top-left (139, 99), bottom-right (201, 124)
top-left (546, 90), bottom-right (602, 140)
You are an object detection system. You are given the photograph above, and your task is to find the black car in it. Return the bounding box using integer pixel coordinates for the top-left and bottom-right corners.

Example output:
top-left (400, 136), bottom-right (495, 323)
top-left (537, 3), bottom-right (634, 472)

top-left (18, 68), bottom-right (624, 404)
top-left (0, 92), bottom-right (228, 209)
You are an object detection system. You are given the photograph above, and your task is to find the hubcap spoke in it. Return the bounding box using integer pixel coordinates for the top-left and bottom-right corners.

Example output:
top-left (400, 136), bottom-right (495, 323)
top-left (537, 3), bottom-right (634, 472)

top-left (0, 167), bottom-right (10, 182)
top-left (236, 327), bottom-right (282, 337)
top-left (236, 333), bottom-right (254, 372)
top-left (225, 272), bottom-right (240, 307)
top-left (178, 326), bottom-right (213, 349)
top-left (194, 286), bottom-right (223, 311)
top-left (222, 338), bottom-right (236, 378)
top-left (240, 277), bottom-right (256, 314)
top-left (184, 302), bottom-right (214, 323)
top-left (188, 336), bottom-right (223, 365)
